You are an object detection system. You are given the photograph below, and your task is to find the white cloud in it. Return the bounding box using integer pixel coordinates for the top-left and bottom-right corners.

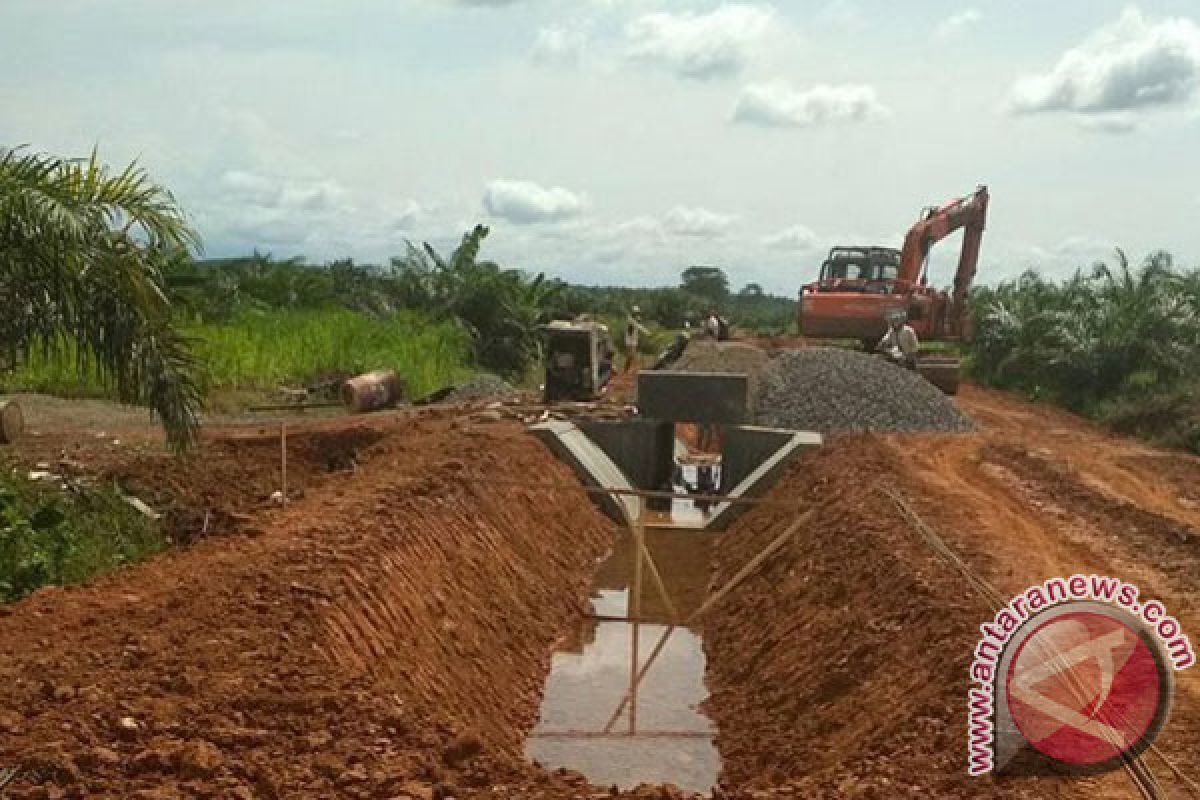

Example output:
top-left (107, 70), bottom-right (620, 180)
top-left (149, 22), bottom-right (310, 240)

top-left (763, 223), bottom-right (820, 251)
top-left (532, 25), bottom-right (588, 65)
top-left (732, 82), bottom-right (890, 128)
top-left (1007, 8), bottom-right (1200, 115)
top-left (482, 179), bottom-right (587, 224)
top-left (936, 9), bottom-right (982, 39)
top-left (663, 206), bottom-right (736, 237)
top-left (625, 4), bottom-right (776, 80)
top-left (219, 170), bottom-right (350, 214)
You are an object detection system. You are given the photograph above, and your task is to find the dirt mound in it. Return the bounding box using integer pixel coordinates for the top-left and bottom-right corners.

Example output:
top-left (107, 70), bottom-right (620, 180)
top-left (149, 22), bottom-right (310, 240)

top-left (702, 436), bottom-right (1038, 797)
top-left (671, 340), bottom-right (771, 413)
top-left (50, 425), bottom-right (386, 542)
top-left (0, 419), bottom-right (616, 799)
top-left (755, 348), bottom-right (974, 433)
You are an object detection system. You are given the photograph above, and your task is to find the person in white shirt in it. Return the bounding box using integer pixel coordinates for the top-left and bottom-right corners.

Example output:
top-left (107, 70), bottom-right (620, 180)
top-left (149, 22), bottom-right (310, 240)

top-left (623, 306), bottom-right (650, 372)
top-left (878, 312), bottom-right (919, 369)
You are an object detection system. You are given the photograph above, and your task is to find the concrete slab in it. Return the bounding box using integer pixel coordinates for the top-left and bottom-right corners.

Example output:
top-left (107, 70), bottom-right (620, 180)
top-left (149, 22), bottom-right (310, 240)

top-left (528, 419), bottom-right (638, 526)
top-left (706, 429), bottom-right (822, 530)
top-left (637, 371), bottom-right (748, 424)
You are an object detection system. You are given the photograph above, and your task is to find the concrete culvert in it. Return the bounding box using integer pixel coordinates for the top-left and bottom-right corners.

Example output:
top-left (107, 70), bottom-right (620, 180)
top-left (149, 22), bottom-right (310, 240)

top-left (671, 341), bottom-right (770, 414)
top-left (754, 347), bottom-right (975, 433)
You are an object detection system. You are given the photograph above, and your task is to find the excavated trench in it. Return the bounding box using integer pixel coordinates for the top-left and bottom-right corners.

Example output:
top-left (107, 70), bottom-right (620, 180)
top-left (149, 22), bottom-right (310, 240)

top-left (527, 525), bottom-right (721, 792)
top-left (0, 407), bottom-right (1123, 798)
top-left (523, 417), bottom-right (821, 793)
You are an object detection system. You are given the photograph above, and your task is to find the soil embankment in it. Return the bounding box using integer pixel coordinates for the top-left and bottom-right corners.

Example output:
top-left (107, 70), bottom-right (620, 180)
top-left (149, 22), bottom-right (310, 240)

top-left (0, 415), bottom-right (616, 798)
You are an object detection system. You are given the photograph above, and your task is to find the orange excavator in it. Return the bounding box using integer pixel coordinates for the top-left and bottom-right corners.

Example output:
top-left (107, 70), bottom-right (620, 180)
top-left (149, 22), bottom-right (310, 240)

top-left (798, 185), bottom-right (989, 346)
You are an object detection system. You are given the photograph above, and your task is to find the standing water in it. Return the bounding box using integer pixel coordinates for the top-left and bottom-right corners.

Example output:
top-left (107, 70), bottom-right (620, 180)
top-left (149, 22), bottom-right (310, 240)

top-left (526, 525), bottom-right (720, 793)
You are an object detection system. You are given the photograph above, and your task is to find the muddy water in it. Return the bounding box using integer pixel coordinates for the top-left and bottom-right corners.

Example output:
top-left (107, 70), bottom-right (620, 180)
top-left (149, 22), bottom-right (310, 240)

top-left (526, 527), bottom-right (720, 793)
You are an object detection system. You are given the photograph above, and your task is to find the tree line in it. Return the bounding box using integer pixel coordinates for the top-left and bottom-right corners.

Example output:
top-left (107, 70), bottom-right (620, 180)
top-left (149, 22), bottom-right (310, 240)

top-left (969, 250), bottom-right (1200, 452)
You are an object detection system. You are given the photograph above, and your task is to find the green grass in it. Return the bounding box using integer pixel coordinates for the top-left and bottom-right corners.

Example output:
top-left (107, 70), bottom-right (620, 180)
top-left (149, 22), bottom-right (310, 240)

top-left (2, 309), bottom-right (475, 405)
top-left (0, 470), bottom-right (167, 603)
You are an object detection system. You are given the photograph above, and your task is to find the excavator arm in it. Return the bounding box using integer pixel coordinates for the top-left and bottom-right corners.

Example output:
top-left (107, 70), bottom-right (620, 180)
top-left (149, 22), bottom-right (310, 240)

top-left (898, 185), bottom-right (989, 297)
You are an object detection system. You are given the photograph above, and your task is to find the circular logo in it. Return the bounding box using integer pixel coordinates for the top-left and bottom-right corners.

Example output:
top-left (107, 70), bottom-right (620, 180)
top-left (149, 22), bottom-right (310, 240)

top-left (1004, 605), bottom-right (1172, 770)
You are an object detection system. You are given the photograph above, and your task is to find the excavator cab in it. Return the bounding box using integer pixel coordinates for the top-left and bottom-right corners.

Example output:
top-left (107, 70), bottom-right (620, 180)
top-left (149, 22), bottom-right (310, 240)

top-left (817, 247), bottom-right (902, 291)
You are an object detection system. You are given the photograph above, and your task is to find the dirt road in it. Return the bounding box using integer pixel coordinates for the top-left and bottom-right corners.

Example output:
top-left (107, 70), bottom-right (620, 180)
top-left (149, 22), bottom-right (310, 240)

top-left (0, 385), bottom-right (1196, 798)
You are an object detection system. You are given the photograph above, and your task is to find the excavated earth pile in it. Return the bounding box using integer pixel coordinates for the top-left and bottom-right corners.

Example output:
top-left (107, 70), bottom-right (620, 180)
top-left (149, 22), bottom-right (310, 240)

top-left (704, 436), bottom-right (1055, 799)
top-left (755, 348), bottom-right (975, 433)
top-left (0, 416), bottom-right (621, 799)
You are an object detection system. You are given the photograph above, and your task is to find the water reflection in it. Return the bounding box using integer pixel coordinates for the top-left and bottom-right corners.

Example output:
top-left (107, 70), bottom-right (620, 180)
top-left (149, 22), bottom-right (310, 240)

top-left (527, 528), bottom-right (720, 793)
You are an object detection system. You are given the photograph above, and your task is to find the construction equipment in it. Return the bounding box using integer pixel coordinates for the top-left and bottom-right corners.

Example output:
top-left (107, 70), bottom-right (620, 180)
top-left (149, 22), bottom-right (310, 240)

top-left (541, 319), bottom-right (615, 403)
top-left (799, 187), bottom-right (989, 342)
top-left (797, 186), bottom-right (989, 393)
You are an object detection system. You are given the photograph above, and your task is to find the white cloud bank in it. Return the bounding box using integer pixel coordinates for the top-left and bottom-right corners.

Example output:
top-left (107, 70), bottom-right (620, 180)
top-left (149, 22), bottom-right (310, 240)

top-left (483, 179), bottom-right (587, 224)
top-left (1007, 7), bottom-right (1200, 115)
top-left (663, 206), bottom-right (736, 237)
top-left (732, 82), bottom-right (890, 128)
top-left (625, 4), bottom-right (776, 80)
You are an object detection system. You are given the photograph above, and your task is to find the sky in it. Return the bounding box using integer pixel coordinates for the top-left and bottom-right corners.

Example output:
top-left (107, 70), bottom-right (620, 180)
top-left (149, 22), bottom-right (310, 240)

top-left (3, 0), bottom-right (1199, 294)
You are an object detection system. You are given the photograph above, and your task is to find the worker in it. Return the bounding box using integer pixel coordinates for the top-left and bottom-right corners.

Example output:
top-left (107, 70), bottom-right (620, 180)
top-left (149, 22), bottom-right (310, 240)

top-left (623, 306), bottom-right (650, 372)
top-left (878, 311), bottom-right (919, 369)
top-left (703, 309), bottom-right (721, 340)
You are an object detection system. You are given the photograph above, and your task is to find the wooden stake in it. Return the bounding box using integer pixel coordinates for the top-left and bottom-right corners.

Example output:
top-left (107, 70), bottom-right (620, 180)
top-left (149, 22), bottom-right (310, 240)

top-left (685, 510), bottom-right (813, 624)
top-left (280, 422), bottom-right (288, 506)
top-left (601, 510), bottom-right (813, 733)
top-left (638, 535), bottom-right (680, 624)
top-left (629, 520), bottom-right (643, 735)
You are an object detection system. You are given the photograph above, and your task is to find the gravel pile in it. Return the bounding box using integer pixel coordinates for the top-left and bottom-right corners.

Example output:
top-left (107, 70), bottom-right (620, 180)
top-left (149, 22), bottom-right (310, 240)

top-left (754, 348), bottom-right (975, 433)
top-left (447, 373), bottom-right (519, 403)
top-left (672, 340), bottom-right (771, 412)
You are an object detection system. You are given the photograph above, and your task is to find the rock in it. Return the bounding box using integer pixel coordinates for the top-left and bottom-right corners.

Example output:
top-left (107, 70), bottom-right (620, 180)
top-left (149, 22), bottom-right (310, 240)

top-left (130, 748), bottom-right (173, 774)
top-left (441, 734), bottom-right (482, 767)
top-left (115, 716), bottom-right (141, 740)
top-left (176, 740), bottom-right (224, 779)
top-left (83, 746), bottom-right (122, 768)
top-left (304, 730), bottom-right (334, 750)
top-left (0, 710), bottom-right (24, 734)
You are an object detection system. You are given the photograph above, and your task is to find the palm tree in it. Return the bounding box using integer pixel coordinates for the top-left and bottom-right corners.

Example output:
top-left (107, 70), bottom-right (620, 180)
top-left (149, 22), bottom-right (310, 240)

top-left (0, 147), bottom-right (201, 449)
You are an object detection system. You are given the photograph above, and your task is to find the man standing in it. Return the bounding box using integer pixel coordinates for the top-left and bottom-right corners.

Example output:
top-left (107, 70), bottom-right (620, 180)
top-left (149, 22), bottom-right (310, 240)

top-left (877, 311), bottom-right (919, 369)
top-left (624, 306), bottom-right (650, 372)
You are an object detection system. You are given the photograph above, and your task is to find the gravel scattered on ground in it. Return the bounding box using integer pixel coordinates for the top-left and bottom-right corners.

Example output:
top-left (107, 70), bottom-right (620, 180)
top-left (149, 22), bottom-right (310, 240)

top-left (447, 373), bottom-right (520, 403)
top-left (670, 340), bottom-right (771, 412)
top-left (754, 347), bottom-right (975, 433)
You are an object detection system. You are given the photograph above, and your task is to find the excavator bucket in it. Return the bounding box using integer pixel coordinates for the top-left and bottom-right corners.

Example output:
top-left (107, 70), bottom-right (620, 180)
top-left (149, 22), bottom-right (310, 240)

top-left (916, 356), bottom-right (961, 395)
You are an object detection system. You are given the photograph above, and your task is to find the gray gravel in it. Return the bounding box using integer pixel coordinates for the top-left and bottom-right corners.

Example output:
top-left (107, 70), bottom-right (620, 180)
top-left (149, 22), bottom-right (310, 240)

top-left (671, 340), bottom-right (771, 413)
top-left (447, 373), bottom-right (519, 403)
top-left (754, 348), bottom-right (975, 433)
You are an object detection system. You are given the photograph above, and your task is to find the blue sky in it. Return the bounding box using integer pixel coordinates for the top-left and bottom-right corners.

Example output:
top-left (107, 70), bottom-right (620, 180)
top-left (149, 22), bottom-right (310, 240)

top-left (3, 0), bottom-right (1199, 293)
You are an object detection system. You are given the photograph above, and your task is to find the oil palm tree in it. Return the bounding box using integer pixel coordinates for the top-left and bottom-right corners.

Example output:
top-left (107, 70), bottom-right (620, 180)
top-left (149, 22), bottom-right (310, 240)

top-left (0, 146), bottom-right (201, 449)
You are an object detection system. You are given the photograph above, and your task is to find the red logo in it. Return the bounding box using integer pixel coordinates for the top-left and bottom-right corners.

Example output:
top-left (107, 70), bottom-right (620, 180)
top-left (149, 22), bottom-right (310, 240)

top-left (1005, 608), bottom-right (1170, 768)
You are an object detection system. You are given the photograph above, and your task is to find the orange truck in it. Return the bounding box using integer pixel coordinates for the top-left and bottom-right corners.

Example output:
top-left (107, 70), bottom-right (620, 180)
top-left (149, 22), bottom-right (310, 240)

top-left (798, 186), bottom-right (989, 348)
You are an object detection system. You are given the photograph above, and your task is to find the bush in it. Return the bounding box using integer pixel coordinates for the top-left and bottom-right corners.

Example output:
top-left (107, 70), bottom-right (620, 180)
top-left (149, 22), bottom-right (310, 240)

top-left (0, 473), bottom-right (166, 603)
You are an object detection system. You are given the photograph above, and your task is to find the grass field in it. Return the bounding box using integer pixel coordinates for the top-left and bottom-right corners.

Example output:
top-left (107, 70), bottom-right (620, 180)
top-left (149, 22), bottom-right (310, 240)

top-left (2, 309), bottom-right (475, 405)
